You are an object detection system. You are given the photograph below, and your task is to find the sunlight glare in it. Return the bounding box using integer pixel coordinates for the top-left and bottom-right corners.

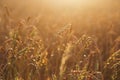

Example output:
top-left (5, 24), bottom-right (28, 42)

top-left (50, 0), bottom-right (89, 7)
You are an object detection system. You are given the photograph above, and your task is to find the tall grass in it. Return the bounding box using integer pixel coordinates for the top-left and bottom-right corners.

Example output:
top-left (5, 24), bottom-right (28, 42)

top-left (0, 2), bottom-right (120, 80)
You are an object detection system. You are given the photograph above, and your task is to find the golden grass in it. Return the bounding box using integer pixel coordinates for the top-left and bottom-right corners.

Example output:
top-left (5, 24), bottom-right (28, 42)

top-left (0, 1), bottom-right (120, 80)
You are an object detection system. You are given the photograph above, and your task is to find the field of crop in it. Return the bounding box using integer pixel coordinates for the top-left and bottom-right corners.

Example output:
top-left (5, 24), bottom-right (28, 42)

top-left (0, 0), bottom-right (120, 80)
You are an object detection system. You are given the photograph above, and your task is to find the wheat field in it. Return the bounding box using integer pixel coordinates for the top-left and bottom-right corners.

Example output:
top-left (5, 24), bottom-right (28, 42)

top-left (0, 0), bottom-right (120, 80)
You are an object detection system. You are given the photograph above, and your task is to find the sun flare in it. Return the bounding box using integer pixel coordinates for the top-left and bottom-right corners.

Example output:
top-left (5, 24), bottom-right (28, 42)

top-left (42, 0), bottom-right (101, 9)
top-left (52, 0), bottom-right (82, 5)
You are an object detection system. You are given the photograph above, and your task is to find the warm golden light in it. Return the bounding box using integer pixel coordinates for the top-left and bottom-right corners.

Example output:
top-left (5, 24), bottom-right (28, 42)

top-left (42, 0), bottom-right (104, 9)
top-left (0, 0), bottom-right (120, 80)
top-left (52, 0), bottom-right (82, 6)
top-left (48, 0), bottom-right (90, 7)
